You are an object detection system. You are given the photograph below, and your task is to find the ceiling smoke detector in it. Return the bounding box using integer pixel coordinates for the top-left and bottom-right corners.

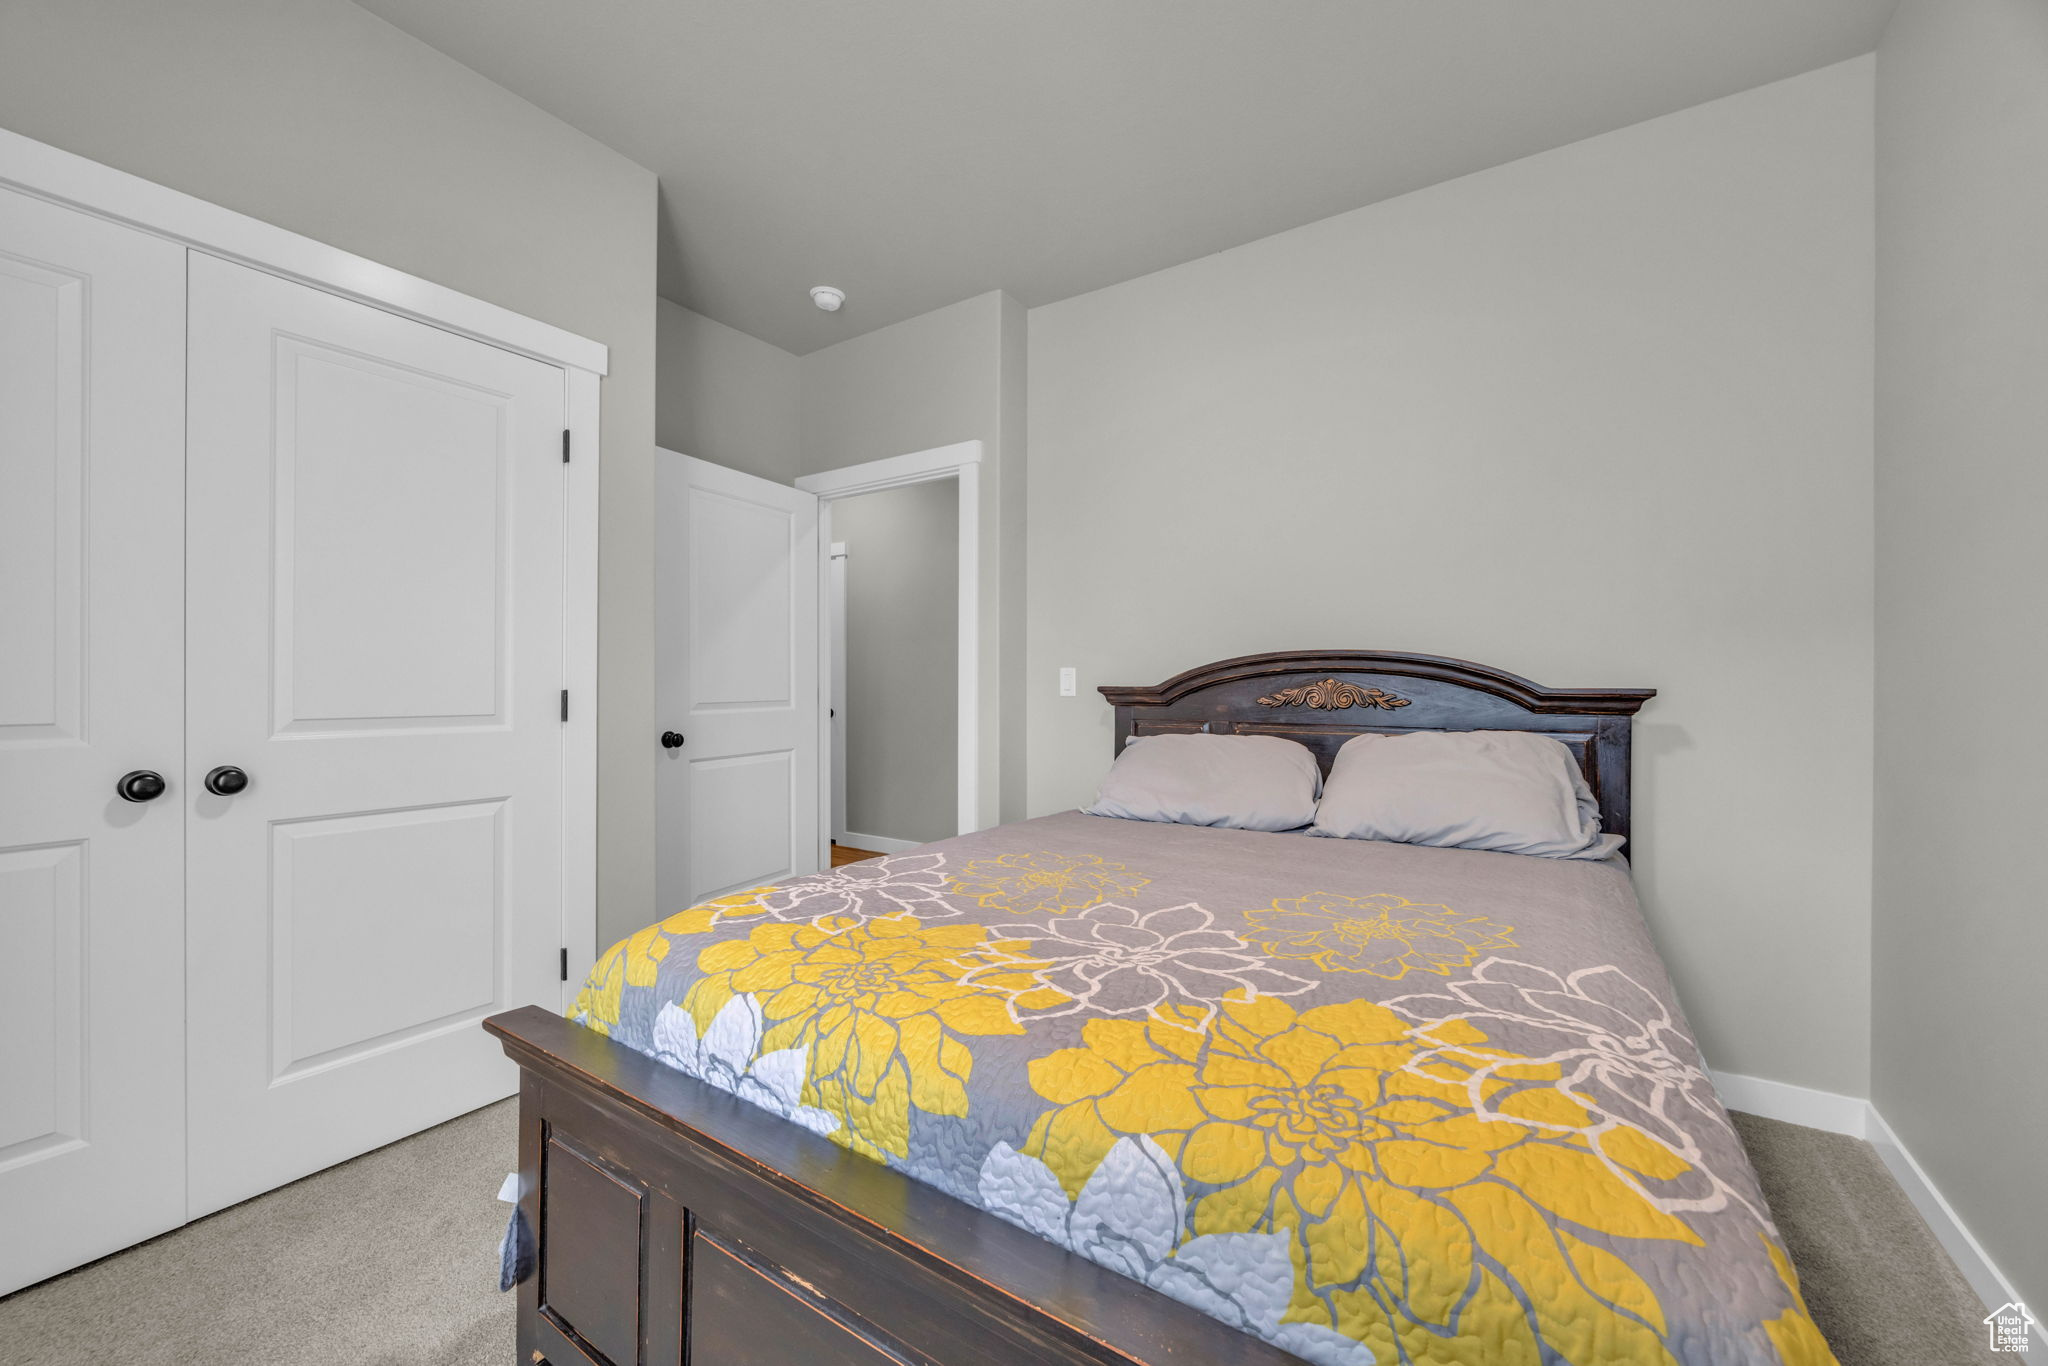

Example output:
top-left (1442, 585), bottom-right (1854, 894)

top-left (809, 285), bottom-right (845, 312)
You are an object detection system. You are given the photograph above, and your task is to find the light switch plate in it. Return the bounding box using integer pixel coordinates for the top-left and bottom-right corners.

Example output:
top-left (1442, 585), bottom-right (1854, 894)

top-left (1058, 667), bottom-right (1077, 697)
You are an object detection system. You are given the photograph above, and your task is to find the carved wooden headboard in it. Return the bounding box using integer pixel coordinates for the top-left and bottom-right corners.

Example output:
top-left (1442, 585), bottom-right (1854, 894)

top-left (1099, 650), bottom-right (1656, 846)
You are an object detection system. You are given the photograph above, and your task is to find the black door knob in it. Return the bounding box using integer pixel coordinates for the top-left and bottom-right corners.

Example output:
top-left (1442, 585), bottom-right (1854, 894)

top-left (117, 770), bottom-right (167, 803)
top-left (660, 731), bottom-right (685, 750)
top-left (204, 765), bottom-right (250, 796)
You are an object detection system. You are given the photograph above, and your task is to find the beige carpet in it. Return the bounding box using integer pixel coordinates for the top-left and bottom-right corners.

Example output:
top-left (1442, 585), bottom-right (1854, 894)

top-left (0, 1102), bottom-right (1995, 1365)
top-left (1, 1102), bottom-right (519, 1366)
top-left (1731, 1112), bottom-right (1996, 1365)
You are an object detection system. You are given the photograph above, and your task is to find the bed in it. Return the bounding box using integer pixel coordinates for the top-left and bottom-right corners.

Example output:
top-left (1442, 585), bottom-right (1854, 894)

top-left (484, 650), bottom-right (1834, 1366)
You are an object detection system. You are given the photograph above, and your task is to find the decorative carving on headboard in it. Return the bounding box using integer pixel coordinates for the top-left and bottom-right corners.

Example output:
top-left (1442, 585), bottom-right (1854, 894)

top-left (1256, 678), bottom-right (1412, 712)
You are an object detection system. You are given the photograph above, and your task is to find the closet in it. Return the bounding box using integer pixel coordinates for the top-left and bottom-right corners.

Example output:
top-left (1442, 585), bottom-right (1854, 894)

top-left (0, 166), bottom-right (595, 1294)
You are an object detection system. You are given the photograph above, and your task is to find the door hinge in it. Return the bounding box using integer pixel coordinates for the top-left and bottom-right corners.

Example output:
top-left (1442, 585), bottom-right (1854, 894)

top-left (560, 948), bottom-right (569, 982)
top-left (561, 429), bottom-right (571, 463)
top-left (560, 689), bottom-right (569, 722)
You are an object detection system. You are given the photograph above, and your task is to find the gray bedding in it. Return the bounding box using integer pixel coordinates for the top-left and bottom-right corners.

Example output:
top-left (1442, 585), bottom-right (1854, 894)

top-left (574, 812), bottom-right (1834, 1366)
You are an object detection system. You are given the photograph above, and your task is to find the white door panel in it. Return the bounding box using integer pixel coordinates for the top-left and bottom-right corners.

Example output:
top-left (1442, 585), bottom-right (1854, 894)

top-left (0, 188), bottom-right (187, 1295)
top-left (269, 799), bottom-right (505, 1072)
top-left (657, 453), bottom-right (819, 910)
top-left (273, 337), bottom-right (508, 729)
top-left (183, 253), bottom-right (566, 1216)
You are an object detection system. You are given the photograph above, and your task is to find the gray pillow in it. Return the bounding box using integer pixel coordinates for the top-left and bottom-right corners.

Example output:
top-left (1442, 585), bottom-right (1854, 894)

top-left (1310, 730), bottom-right (1622, 859)
top-left (1085, 734), bottom-right (1322, 832)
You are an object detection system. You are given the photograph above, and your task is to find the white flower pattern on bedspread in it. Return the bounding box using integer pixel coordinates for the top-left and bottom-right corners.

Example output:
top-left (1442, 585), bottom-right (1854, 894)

top-left (752, 852), bottom-right (958, 922)
top-left (973, 901), bottom-right (1316, 1023)
top-left (1387, 956), bottom-right (1767, 1222)
top-left (649, 995), bottom-right (841, 1138)
top-left (978, 1138), bottom-right (1374, 1366)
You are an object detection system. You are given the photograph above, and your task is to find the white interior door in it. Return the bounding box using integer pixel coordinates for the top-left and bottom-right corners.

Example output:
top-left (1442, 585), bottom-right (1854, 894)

top-left (0, 188), bottom-right (187, 1295)
top-left (656, 452), bottom-right (820, 911)
top-left (182, 253), bottom-right (567, 1216)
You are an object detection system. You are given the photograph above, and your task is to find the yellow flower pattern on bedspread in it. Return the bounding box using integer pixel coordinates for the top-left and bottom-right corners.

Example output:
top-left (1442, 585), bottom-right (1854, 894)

top-left (573, 887), bottom-right (775, 1035)
top-left (1022, 996), bottom-right (1697, 1365)
top-left (1243, 892), bottom-right (1517, 980)
top-left (573, 820), bottom-right (1837, 1366)
top-left (949, 850), bottom-right (1151, 915)
top-left (677, 912), bottom-right (1069, 1160)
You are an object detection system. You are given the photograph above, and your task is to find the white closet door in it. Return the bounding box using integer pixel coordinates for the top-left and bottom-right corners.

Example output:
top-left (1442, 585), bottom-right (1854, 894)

top-left (656, 453), bottom-right (821, 910)
top-left (183, 253), bottom-right (567, 1216)
top-left (0, 188), bottom-right (187, 1295)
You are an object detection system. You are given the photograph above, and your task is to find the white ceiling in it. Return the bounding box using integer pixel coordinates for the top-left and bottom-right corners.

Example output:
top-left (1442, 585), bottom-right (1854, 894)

top-left (357, 1), bottom-right (1894, 355)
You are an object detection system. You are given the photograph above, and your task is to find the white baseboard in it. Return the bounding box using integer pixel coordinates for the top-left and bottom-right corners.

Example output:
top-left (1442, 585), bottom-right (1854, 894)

top-left (1709, 1069), bottom-right (1869, 1137)
top-left (835, 830), bottom-right (921, 856)
top-left (1712, 1068), bottom-right (2041, 1349)
top-left (1864, 1106), bottom-right (2043, 1351)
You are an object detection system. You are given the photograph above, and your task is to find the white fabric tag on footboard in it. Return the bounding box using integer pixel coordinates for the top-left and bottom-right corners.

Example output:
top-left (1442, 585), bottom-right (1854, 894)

top-left (496, 1171), bottom-right (520, 1203)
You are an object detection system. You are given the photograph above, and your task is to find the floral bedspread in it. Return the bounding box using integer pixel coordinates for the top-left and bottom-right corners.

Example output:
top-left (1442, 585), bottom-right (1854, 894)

top-left (573, 811), bottom-right (1834, 1366)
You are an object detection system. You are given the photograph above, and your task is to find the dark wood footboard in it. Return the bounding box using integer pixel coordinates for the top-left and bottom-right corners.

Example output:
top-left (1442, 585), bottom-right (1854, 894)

top-left (484, 1005), bottom-right (1304, 1366)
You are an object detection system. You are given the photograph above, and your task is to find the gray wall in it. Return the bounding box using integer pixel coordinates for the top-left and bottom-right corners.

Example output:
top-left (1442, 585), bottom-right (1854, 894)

top-left (799, 292), bottom-right (1002, 476)
top-left (997, 296), bottom-right (1030, 824)
top-left (1873, 0), bottom-right (2048, 1312)
top-left (833, 481), bottom-right (959, 846)
top-left (799, 292), bottom-right (1028, 828)
top-left (1026, 59), bottom-right (1877, 1097)
top-left (656, 298), bottom-right (800, 482)
top-left (0, 0), bottom-right (663, 952)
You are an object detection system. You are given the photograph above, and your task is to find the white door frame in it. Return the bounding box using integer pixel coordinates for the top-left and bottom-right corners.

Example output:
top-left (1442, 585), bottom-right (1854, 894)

top-left (827, 542), bottom-right (849, 844)
top-left (0, 125), bottom-right (605, 1000)
top-left (797, 440), bottom-right (983, 854)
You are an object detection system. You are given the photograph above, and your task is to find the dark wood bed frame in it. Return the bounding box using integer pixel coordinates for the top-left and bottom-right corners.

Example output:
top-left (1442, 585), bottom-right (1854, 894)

top-left (485, 650), bottom-right (1654, 1366)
